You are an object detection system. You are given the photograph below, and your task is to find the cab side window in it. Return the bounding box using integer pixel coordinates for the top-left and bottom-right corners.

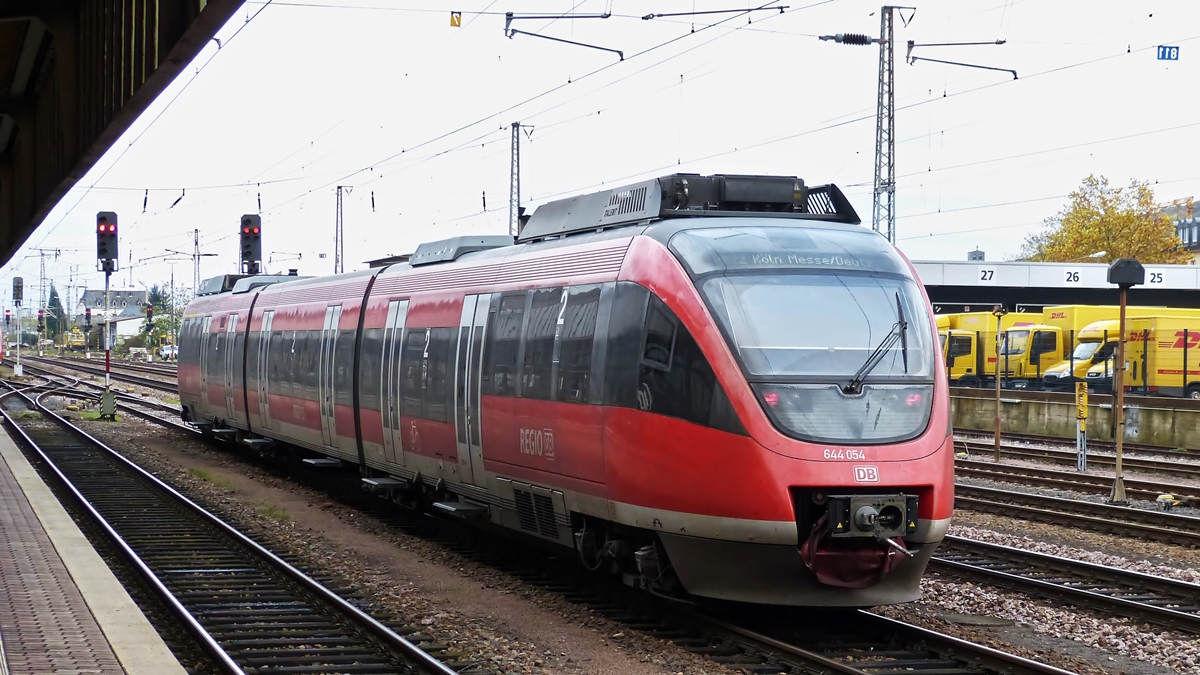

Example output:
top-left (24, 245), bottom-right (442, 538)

top-left (484, 293), bottom-right (526, 397)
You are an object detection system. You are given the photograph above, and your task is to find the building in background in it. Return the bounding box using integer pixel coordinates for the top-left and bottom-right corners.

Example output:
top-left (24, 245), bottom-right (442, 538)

top-left (967, 248), bottom-right (985, 261)
top-left (76, 289), bottom-right (148, 337)
top-left (1165, 198), bottom-right (1198, 264)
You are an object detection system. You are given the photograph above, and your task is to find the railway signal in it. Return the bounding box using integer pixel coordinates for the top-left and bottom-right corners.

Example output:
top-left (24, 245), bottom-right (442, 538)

top-left (96, 210), bottom-right (118, 417)
top-left (96, 211), bottom-right (119, 272)
top-left (84, 307), bottom-right (92, 331)
top-left (37, 309), bottom-right (43, 332)
top-left (12, 277), bottom-right (22, 306)
top-left (145, 305), bottom-right (154, 333)
top-left (240, 214), bottom-right (262, 275)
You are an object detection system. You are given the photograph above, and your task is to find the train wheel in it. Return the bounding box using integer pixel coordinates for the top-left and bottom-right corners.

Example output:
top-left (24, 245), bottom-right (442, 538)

top-left (1188, 384), bottom-right (1200, 399)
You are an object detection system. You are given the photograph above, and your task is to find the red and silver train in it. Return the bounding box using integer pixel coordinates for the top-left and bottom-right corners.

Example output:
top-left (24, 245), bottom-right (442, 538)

top-left (179, 173), bottom-right (952, 606)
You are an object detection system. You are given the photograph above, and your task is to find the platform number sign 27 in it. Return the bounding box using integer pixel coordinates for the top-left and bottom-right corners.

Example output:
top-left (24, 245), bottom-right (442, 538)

top-left (1158, 45), bottom-right (1180, 61)
top-left (977, 267), bottom-right (997, 285)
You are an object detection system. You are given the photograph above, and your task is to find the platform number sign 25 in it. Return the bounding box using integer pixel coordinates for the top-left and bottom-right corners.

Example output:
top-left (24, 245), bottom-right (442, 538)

top-left (1149, 272), bottom-right (1164, 284)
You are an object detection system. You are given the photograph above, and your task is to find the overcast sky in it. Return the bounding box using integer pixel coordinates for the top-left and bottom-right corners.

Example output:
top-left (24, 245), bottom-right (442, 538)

top-left (5, 0), bottom-right (1199, 311)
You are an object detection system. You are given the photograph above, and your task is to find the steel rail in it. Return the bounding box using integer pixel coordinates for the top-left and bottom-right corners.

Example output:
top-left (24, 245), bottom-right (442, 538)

top-left (934, 536), bottom-right (1200, 634)
top-left (16, 356), bottom-right (176, 393)
top-left (956, 484), bottom-right (1200, 546)
top-left (0, 384), bottom-right (244, 674)
top-left (957, 428), bottom-right (1200, 461)
top-left (10, 371), bottom-right (1087, 673)
top-left (0, 384), bottom-right (457, 675)
top-left (955, 458), bottom-right (1200, 506)
top-left (957, 439), bottom-right (1200, 480)
top-left (698, 611), bottom-right (1079, 675)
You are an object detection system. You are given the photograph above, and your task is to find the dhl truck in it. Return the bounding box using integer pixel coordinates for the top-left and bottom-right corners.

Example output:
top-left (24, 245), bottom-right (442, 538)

top-left (939, 311), bottom-right (1061, 388)
top-left (1041, 307), bottom-right (1200, 390)
top-left (1117, 316), bottom-right (1200, 398)
top-left (1042, 320), bottom-right (1121, 391)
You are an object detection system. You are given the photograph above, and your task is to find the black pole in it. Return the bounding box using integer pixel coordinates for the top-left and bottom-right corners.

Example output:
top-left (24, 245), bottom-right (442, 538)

top-left (1142, 328), bottom-right (1149, 395)
top-left (1185, 328), bottom-right (1190, 396)
top-left (1069, 329), bottom-right (1075, 387)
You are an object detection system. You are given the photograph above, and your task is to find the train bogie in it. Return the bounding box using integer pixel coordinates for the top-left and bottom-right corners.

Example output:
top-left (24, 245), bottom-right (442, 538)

top-left (179, 174), bottom-right (953, 607)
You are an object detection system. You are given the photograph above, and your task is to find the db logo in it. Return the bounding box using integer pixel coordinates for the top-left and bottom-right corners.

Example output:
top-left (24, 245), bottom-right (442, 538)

top-left (853, 465), bottom-right (879, 483)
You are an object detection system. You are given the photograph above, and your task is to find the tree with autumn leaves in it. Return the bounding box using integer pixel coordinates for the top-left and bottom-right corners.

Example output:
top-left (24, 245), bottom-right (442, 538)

top-left (1016, 175), bottom-right (1191, 264)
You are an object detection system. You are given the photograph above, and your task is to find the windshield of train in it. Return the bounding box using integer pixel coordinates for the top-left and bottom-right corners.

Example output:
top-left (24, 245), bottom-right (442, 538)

top-left (669, 224), bottom-right (935, 444)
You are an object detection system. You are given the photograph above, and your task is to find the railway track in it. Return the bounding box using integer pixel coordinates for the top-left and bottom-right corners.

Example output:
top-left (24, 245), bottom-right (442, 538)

top-left (957, 428), bottom-right (1200, 462)
top-left (8, 356), bottom-right (177, 394)
top-left (6, 375), bottom-right (1077, 675)
top-left (957, 483), bottom-right (1200, 547)
top-left (955, 458), bottom-right (1200, 506)
top-left (957, 438), bottom-right (1200, 481)
top-left (0, 382), bottom-right (458, 675)
top-left (933, 536), bottom-right (1200, 635)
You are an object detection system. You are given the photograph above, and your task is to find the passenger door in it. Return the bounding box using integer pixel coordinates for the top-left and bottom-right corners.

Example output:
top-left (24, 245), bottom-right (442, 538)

top-left (454, 294), bottom-right (490, 486)
top-left (198, 316), bottom-right (213, 411)
top-left (318, 305), bottom-right (343, 447)
top-left (380, 300), bottom-right (409, 466)
top-left (224, 314), bottom-right (239, 420)
top-left (257, 311), bottom-right (274, 430)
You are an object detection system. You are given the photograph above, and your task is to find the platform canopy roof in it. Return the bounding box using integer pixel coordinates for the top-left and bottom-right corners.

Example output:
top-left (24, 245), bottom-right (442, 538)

top-left (0, 0), bottom-right (243, 266)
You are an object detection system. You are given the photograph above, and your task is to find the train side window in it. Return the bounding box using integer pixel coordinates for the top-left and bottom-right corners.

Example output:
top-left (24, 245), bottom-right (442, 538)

top-left (402, 329), bottom-right (427, 418)
top-left (359, 327), bottom-right (383, 412)
top-left (633, 291), bottom-right (744, 432)
top-left (485, 293), bottom-right (526, 397)
top-left (602, 282), bottom-right (650, 409)
top-left (642, 297), bottom-right (677, 371)
top-left (557, 285), bottom-right (601, 403)
top-left (334, 329), bottom-right (355, 407)
top-left (268, 330), bottom-right (287, 398)
top-left (425, 327), bottom-right (454, 422)
top-left (302, 331), bottom-right (320, 395)
top-left (522, 287), bottom-right (563, 401)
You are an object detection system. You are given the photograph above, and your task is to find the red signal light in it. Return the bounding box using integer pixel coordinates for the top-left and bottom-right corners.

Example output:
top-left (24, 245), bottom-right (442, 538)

top-left (252, 227), bottom-right (260, 234)
top-left (110, 224), bottom-right (117, 232)
top-left (243, 227), bottom-right (250, 233)
top-left (97, 224), bottom-right (105, 233)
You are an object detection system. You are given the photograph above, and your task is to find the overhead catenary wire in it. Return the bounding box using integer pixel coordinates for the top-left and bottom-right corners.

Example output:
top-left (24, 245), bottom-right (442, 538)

top-left (22, 0), bottom-right (278, 256)
top-left (261, 0), bottom-right (815, 213)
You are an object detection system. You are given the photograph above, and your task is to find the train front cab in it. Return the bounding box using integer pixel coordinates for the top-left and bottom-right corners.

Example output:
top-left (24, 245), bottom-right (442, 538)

top-left (609, 220), bottom-right (954, 607)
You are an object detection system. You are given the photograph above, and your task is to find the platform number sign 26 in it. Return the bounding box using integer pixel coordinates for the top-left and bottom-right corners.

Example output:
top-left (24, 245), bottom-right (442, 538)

top-left (1064, 268), bottom-right (1082, 285)
top-left (1158, 45), bottom-right (1180, 61)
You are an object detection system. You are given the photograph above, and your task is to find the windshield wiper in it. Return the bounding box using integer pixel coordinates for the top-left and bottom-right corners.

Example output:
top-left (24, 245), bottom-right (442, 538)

top-left (844, 293), bottom-right (908, 395)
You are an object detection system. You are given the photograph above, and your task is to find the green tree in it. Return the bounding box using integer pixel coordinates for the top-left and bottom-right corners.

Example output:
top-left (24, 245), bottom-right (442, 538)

top-left (1015, 175), bottom-right (1192, 264)
top-left (145, 283), bottom-right (186, 345)
top-left (46, 286), bottom-right (65, 339)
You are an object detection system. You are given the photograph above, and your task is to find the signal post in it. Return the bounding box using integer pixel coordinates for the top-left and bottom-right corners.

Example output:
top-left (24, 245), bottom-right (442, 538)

top-left (96, 211), bottom-right (118, 419)
top-left (11, 277), bottom-right (22, 377)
